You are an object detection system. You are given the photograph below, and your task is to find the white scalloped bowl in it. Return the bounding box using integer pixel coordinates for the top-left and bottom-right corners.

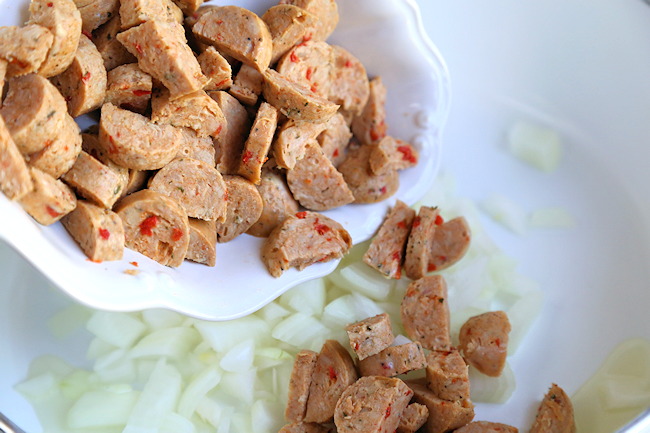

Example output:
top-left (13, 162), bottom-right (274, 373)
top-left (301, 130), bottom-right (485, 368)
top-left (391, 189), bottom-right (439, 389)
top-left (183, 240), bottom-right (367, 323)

top-left (0, 0), bottom-right (450, 320)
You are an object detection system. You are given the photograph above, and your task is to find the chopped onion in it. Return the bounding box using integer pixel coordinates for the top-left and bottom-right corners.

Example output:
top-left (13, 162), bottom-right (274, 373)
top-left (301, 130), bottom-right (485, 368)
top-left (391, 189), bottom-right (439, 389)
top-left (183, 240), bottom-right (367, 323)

top-left (86, 311), bottom-right (146, 348)
top-left (47, 304), bottom-right (92, 339)
top-left (220, 339), bottom-right (255, 373)
top-left (481, 194), bottom-right (528, 235)
top-left (193, 316), bottom-right (270, 353)
top-left (67, 388), bottom-right (139, 429)
top-left (129, 327), bottom-right (201, 360)
top-left (271, 312), bottom-right (329, 351)
top-left (507, 120), bottom-right (562, 172)
top-left (160, 412), bottom-right (196, 433)
top-left (328, 261), bottom-right (393, 301)
top-left (468, 363), bottom-right (516, 404)
top-left (279, 278), bottom-right (326, 316)
top-left (599, 375), bottom-right (650, 411)
top-left (177, 366), bottom-right (222, 418)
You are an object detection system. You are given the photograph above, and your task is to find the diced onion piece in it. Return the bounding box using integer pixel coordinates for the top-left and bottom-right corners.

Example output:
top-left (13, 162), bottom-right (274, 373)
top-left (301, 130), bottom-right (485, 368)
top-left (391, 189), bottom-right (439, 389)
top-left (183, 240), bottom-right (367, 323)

top-left (279, 278), bottom-right (326, 316)
top-left (271, 312), bottom-right (329, 351)
top-left (481, 194), bottom-right (528, 235)
top-left (177, 366), bottom-right (222, 418)
top-left (86, 311), bottom-right (146, 348)
top-left (507, 288), bottom-right (544, 355)
top-left (507, 120), bottom-right (562, 172)
top-left (193, 316), bottom-right (270, 353)
top-left (14, 372), bottom-right (59, 401)
top-left (67, 388), bottom-right (139, 429)
top-left (59, 370), bottom-right (95, 401)
top-left (129, 327), bottom-right (201, 360)
top-left (86, 337), bottom-right (116, 360)
top-left (47, 304), bottom-right (92, 339)
top-left (141, 309), bottom-right (185, 330)
top-left (328, 261), bottom-right (393, 301)
top-left (196, 396), bottom-right (225, 428)
top-left (218, 369), bottom-right (257, 405)
top-left (255, 347), bottom-right (293, 370)
top-left (599, 375), bottom-right (650, 411)
top-left (255, 302), bottom-right (291, 326)
top-left (220, 339), bottom-right (255, 373)
top-left (160, 412), bottom-right (196, 433)
top-left (251, 399), bottom-right (284, 433)
top-left (468, 363), bottom-right (515, 404)
top-left (529, 207), bottom-right (575, 228)
top-left (321, 294), bottom-right (384, 330)
top-left (26, 355), bottom-right (75, 378)
top-left (93, 348), bottom-right (136, 383)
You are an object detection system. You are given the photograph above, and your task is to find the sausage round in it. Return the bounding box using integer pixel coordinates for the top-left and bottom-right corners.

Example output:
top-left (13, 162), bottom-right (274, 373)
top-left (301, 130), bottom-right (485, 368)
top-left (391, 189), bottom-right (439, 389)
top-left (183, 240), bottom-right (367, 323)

top-left (214, 175), bottom-right (263, 243)
top-left (151, 88), bottom-right (225, 138)
top-left (18, 167), bottom-right (77, 226)
top-left (345, 313), bottom-right (394, 361)
top-left (279, 0), bottom-right (338, 42)
top-left (209, 90), bottom-right (251, 175)
top-left (351, 76), bottom-right (387, 145)
top-left (27, 113), bottom-right (82, 179)
top-left (529, 384), bottom-right (576, 433)
top-left (405, 379), bottom-right (475, 433)
top-left (458, 311), bottom-right (511, 377)
top-left (198, 46), bottom-right (232, 91)
top-left (262, 5), bottom-right (318, 65)
top-left (404, 206), bottom-right (440, 280)
top-left (328, 45), bottom-right (370, 117)
top-left (105, 63), bottom-right (153, 114)
top-left (0, 116), bottom-right (33, 201)
top-left (273, 118), bottom-right (328, 170)
top-left (357, 342), bottom-right (427, 377)
top-left (425, 349), bottom-right (471, 403)
top-left (338, 142), bottom-right (399, 204)
top-left (285, 349), bottom-right (319, 423)
top-left (317, 112), bottom-right (352, 167)
top-left (0, 24), bottom-right (54, 78)
top-left (74, 0), bottom-right (119, 33)
top-left (186, 218), bottom-right (217, 267)
top-left (93, 15), bottom-right (137, 72)
top-left (237, 102), bottom-right (279, 185)
top-left (427, 216), bottom-right (471, 272)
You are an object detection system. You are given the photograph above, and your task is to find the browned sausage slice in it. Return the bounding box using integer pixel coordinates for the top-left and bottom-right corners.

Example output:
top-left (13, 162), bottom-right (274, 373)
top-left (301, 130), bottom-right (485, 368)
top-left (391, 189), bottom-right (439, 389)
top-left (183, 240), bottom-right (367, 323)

top-left (185, 218), bottom-right (216, 266)
top-left (148, 157), bottom-right (227, 222)
top-left (286, 141), bottom-right (354, 211)
top-left (285, 349), bottom-right (318, 423)
top-left (237, 102), bottom-right (279, 185)
top-left (0, 74), bottom-right (68, 155)
top-left (262, 211), bottom-right (351, 278)
top-left (425, 350), bottom-right (470, 402)
top-left (98, 102), bottom-right (182, 170)
top-left (62, 150), bottom-right (127, 208)
top-left (192, 6), bottom-right (273, 72)
top-left (279, 0), bottom-right (338, 42)
top-left (0, 25), bottom-right (54, 78)
top-left (0, 116), bottom-right (33, 201)
top-left (61, 200), bottom-right (125, 261)
top-left (176, 128), bottom-right (216, 166)
top-left (329, 45), bottom-right (369, 118)
top-left (198, 46), bottom-right (232, 92)
top-left (214, 175), bottom-right (263, 242)
top-left (74, 0), bottom-right (120, 33)
top-left (229, 64), bottom-right (264, 106)
top-left (117, 20), bottom-right (208, 99)
top-left (262, 5), bottom-right (318, 65)
top-left (151, 88), bottom-right (225, 138)
top-left (401, 275), bottom-right (452, 351)
top-left (345, 313), bottom-right (394, 360)
top-left (273, 119), bottom-right (328, 170)
top-left (397, 403), bottom-right (429, 433)
top-left (357, 342), bottom-right (426, 377)
top-left (427, 216), bottom-right (471, 272)
top-left (351, 76), bottom-right (387, 145)
top-left (262, 69), bottom-right (339, 123)
top-left (458, 311), bottom-right (511, 377)
top-left (18, 167), bottom-right (77, 225)
top-left (27, 114), bottom-right (82, 179)
top-left (51, 34), bottom-right (107, 118)
top-left (317, 112), bottom-right (351, 167)
top-left (363, 200), bottom-right (415, 279)
top-left (105, 63), bottom-right (153, 114)
top-left (338, 142), bottom-right (399, 204)
top-left (334, 376), bottom-right (412, 433)
top-left (304, 339), bottom-right (358, 423)
top-left (119, 0), bottom-right (183, 29)
top-left (405, 379), bottom-right (475, 433)
top-left (455, 421), bottom-right (519, 433)
top-left (209, 90), bottom-right (251, 175)
top-left (246, 163), bottom-right (299, 237)
top-left (369, 136), bottom-right (419, 175)
top-left (404, 206), bottom-right (440, 280)
top-left (529, 384), bottom-right (576, 433)
top-left (93, 15), bottom-right (137, 72)
top-left (114, 189), bottom-right (190, 267)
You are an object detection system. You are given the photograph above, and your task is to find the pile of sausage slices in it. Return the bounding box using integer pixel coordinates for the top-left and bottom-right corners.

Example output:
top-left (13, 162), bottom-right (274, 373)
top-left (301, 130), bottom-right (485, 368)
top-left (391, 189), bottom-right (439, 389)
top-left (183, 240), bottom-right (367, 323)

top-left (0, 0), bottom-right (420, 275)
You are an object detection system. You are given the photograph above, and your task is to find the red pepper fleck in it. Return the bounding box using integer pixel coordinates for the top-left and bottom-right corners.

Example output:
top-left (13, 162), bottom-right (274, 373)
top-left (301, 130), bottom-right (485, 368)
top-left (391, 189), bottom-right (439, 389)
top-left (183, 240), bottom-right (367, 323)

top-left (397, 145), bottom-right (417, 164)
top-left (87, 258), bottom-right (103, 263)
top-left (82, 30), bottom-right (92, 40)
top-left (332, 148), bottom-right (339, 158)
top-left (81, 71), bottom-right (91, 82)
top-left (46, 2), bottom-right (53, 6)
top-left (302, 33), bottom-right (312, 43)
top-left (397, 220), bottom-right (407, 229)
top-left (379, 186), bottom-right (387, 195)
top-left (296, 211), bottom-right (307, 219)
top-left (214, 78), bottom-right (229, 88)
top-left (290, 51), bottom-right (300, 63)
top-left (315, 223), bottom-right (331, 235)
top-left (139, 215), bottom-right (158, 236)
top-left (395, 265), bottom-right (402, 279)
top-left (44, 139), bottom-right (53, 148)
top-left (328, 366), bottom-right (337, 381)
top-left (306, 67), bottom-right (313, 80)
top-left (392, 251), bottom-right (400, 261)
top-left (213, 124), bottom-right (223, 136)
top-left (435, 214), bottom-right (444, 225)
top-left (171, 228), bottom-right (183, 241)
top-left (385, 405), bottom-right (392, 418)
top-left (437, 255), bottom-right (447, 262)
top-left (134, 43), bottom-right (144, 55)
top-left (344, 59), bottom-right (353, 68)
top-left (427, 263), bottom-right (437, 272)
top-left (216, 19), bottom-right (223, 24)
top-left (107, 135), bottom-right (118, 154)
top-left (242, 150), bottom-right (253, 164)
top-left (45, 205), bottom-right (60, 218)
top-left (98, 228), bottom-right (110, 240)
top-left (130, 261), bottom-right (139, 267)
top-left (412, 216), bottom-right (421, 228)
top-left (132, 89), bottom-right (152, 96)
top-left (310, 83), bottom-right (318, 93)
top-left (494, 338), bottom-right (501, 347)
top-left (353, 342), bottom-right (359, 351)
top-left (405, 389), bottom-right (412, 396)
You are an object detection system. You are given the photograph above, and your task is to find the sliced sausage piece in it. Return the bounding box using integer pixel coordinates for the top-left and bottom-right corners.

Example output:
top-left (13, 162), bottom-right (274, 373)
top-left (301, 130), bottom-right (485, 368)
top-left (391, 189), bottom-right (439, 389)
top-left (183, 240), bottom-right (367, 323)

top-left (333, 376), bottom-right (412, 433)
top-left (427, 216), bottom-right (471, 272)
top-left (458, 311), bottom-right (511, 378)
top-left (279, 0), bottom-right (338, 42)
top-left (185, 218), bottom-right (216, 266)
top-left (0, 74), bottom-right (68, 155)
top-left (338, 142), bottom-right (399, 204)
top-left (27, 113), bottom-right (82, 179)
top-left (400, 275), bottom-right (452, 352)
top-left (198, 46), bottom-right (232, 92)
top-left (455, 421), bottom-right (519, 433)
top-left (214, 175), bottom-right (263, 242)
top-left (183, 4), bottom-right (218, 28)
top-left (425, 350), bottom-right (470, 403)
top-left (246, 163), bottom-right (299, 237)
top-left (171, 0), bottom-right (204, 15)
top-left (405, 379), bottom-right (475, 433)
top-left (404, 206), bottom-right (440, 280)
top-left (0, 25), bottom-right (54, 78)
top-left (362, 200), bottom-right (415, 279)
top-left (18, 167), bottom-right (77, 225)
top-left (148, 157), bottom-right (227, 222)
top-left (304, 339), bottom-right (358, 424)
top-left (262, 69), bottom-right (339, 123)
top-left (117, 20), bottom-right (208, 99)
top-left (73, 0), bottom-right (120, 33)
top-left (351, 76), bottom-right (387, 145)
top-left (123, 169), bottom-right (150, 197)
top-left (262, 211), bottom-right (351, 278)
top-left (61, 200), bottom-right (124, 261)
top-left (397, 403), bottom-right (429, 433)
top-left (51, 34), bottom-right (107, 118)
top-left (81, 132), bottom-right (130, 188)
top-left (119, 0), bottom-right (183, 29)
top-left (357, 342), bottom-right (426, 377)
top-left (105, 63), bottom-right (153, 114)
top-left (62, 150), bottom-right (128, 208)
top-left (529, 384), bottom-right (576, 433)
top-left (369, 136), bottom-right (419, 175)
top-left (93, 15), bottom-right (137, 72)
top-left (151, 88), bottom-right (225, 138)
top-left (279, 423), bottom-right (330, 433)
top-left (237, 102), bottom-right (279, 184)
top-left (209, 90), bottom-right (251, 175)
top-left (262, 5), bottom-right (318, 65)
top-left (273, 118), bottom-right (328, 170)
top-left (285, 349), bottom-right (319, 423)
top-left (286, 140), bottom-right (354, 211)
top-left (114, 189), bottom-right (190, 267)
top-left (317, 112), bottom-right (351, 167)
top-left (229, 64), bottom-right (264, 106)
top-left (345, 313), bottom-right (394, 361)
top-left (192, 6), bottom-right (273, 72)
top-left (329, 45), bottom-right (370, 118)
top-left (176, 127), bottom-right (216, 166)
top-left (276, 41), bottom-right (333, 100)
top-left (0, 116), bottom-right (33, 201)
top-left (98, 102), bottom-right (182, 170)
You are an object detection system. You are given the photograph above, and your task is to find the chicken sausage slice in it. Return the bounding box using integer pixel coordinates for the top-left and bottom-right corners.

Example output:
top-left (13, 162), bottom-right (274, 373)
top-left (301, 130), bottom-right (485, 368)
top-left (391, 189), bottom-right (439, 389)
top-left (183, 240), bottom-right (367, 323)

top-left (317, 112), bottom-right (351, 168)
top-left (405, 379), bottom-right (475, 433)
top-left (176, 128), bottom-right (216, 166)
top-left (404, 206), bottom-right (440, 280)
top-left (119, 0), bottom-right (183, 29)
top-left (151, 88), bottom-right (225, 138)
top-left (214, 175), bottom-right (263, 243)
top-left (209, 90), bottom-right (251, 175)
top-left (0, 116), bottom-right (33, 201)
top-left (18, 167), bottom-right (77, 226)
top-left (338, 142), bottom-right (399, 204)
top-left (329, 45), bottom-right (370, 118)
top-left (105, 63), bottom-right (153, 114)
top-left (229, 64), bottom-right (264, 106)
top-left (397, 403), bottom-right (429, 433)
top-left (185, 218), bottom-right (216, 267)
top-left (455, 421), bottom-right (519, 433)
top-left (0, 25), bottom-right (54, 78)
top-left (276, 41), bottom-right (333, 101)
top-left (273, 119), bottom-right (328, 170)
top-left (262, 5), bottom-right (318, 65)
top-left (237, 102), bottom-right (279, 185)
top-left (285, 349), bottom-right (319, 423)
top-left (458, 311), bottom-right (511, 377)
top-left (351, 76), bottom-right (387, 145)
top-left (345, 313), bottom-right (394, 361)
top-left (27, 113), bottom-right (82, 179)
top-left (425, 349), bottom-right (470, 403)
top-left (357, 342), bottom-right (427, 377)
top-left (279, 0), bottom-right (338, 42)
top-left (198, 46), bottom-right (232, 92)
top-left (369, 136), bottom-right (418, 175)
top-left (529, 384), bottom-right (576, 433)
top-left (93, 15), bottom-right (137, 72)
top-left (427, 216), bottom-right (471, 272)
top-left (73, 0), bottom-right (119, 33)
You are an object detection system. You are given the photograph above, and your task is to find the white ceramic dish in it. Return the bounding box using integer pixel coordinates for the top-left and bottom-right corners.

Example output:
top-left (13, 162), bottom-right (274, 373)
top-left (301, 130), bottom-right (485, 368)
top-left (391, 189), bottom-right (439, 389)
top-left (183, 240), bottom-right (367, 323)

top-left (0, 0), bottom-right (450, 321)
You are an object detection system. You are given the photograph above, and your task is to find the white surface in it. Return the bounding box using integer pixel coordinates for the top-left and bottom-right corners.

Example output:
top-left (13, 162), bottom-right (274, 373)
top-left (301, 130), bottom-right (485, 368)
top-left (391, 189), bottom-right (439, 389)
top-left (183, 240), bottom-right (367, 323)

top-left (0, 0), bottom-right (449, 321)
top-left (2, 0), bottom-right (650, 431)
